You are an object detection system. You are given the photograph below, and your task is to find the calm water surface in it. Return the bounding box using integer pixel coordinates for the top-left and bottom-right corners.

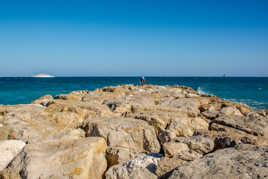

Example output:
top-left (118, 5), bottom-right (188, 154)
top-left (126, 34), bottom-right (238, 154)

top-left (0, 77), bottom-right (267, 109)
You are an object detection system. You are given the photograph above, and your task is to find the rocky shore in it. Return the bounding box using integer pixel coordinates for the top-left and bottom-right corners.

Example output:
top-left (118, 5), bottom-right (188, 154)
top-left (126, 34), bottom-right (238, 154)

top-left (0, 84), bottom-right (267, 179)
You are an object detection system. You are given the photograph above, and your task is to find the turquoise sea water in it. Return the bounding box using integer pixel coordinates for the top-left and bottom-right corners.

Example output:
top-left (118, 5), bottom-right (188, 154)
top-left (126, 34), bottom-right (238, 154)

top-left (0, 77), bottom-right (268, 109)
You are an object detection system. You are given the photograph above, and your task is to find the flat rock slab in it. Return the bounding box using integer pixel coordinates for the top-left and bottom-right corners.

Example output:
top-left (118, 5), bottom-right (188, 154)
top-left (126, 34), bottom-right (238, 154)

top-left (0, 140), bottom-right (25, 171)
top-left (169, 144), bottom-right (268, 179)
top-left (212, 112), bottom-right (268, 137)
top-left (21, 137), bottom-right (107, 179)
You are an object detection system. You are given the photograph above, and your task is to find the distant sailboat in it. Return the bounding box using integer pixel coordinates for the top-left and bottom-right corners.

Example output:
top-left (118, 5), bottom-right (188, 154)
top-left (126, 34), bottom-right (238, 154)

top-left (223, 74), bottom-right (226, 78)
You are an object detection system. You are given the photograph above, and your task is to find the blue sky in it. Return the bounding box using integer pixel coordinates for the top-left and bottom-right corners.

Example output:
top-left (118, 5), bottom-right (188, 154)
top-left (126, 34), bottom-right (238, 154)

top-left (0, 0), bottom-right (267, 76)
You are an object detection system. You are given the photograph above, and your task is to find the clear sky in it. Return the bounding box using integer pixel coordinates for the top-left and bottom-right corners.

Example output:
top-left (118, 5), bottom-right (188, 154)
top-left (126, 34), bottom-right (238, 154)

top-left (0, 0), bottom-right (267, 76)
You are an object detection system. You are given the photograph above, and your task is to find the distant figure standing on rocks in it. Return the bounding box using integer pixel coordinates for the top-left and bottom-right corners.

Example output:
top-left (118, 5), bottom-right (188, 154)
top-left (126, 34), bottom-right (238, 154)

top-left (140, 76), bottom-right (146, 86)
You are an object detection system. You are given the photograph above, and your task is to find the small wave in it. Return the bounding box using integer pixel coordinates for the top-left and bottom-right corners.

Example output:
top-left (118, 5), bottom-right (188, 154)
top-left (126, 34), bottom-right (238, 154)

top-left (228, 98), bottom-right (268, 110)
top-left (197, 87), bottom-right (208, 95)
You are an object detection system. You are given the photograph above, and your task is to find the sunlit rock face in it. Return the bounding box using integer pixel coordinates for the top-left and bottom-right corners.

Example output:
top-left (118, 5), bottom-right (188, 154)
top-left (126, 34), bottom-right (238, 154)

top-left (0, 84), bottom-right (267, 179)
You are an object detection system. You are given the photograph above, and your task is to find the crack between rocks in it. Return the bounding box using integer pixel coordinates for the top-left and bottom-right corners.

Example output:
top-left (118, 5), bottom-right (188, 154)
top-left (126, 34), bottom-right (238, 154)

top-left (209, 121), bottom-right (258, 136)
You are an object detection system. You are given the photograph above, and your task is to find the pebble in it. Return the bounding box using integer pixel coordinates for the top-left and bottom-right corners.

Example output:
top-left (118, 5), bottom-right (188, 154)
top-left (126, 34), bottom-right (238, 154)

top-left (0, 123), bottom-right (3, 127)
top-left (255, 162), bottom-right (260, 167)
top-left (264, 163), bottom-right (268, 167)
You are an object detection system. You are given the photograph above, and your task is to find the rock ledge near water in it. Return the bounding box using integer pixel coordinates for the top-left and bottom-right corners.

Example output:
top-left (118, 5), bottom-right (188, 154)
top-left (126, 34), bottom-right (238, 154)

top-left (0, 84), bottom-right (267, 178)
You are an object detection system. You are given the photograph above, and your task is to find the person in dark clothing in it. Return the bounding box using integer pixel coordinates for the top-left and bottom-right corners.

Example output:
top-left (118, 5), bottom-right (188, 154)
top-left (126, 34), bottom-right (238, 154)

top-left (140, 76), bottom-right (146, 86)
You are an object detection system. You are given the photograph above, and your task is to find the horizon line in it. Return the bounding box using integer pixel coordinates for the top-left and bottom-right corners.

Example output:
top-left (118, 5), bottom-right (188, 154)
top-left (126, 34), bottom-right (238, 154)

top-left (1, 75), bottom-right (268, 78)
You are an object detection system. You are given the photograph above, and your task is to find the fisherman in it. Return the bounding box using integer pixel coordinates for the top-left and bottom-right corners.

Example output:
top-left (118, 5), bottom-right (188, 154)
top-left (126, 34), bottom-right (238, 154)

top-left (140, 76), bottom-right (146, 86)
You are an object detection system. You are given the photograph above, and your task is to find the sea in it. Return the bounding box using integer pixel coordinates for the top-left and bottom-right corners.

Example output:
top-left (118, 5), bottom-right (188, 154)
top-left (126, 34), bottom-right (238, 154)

top-left (0, 77), bottom-right (268, 110)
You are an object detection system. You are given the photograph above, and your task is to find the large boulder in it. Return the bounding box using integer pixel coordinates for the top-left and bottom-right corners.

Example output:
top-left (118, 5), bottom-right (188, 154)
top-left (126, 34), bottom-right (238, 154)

top-left (165, 117), bottom-right (209, 138)
top-left (85, 118), bottom-right (161, 153)
top-left (174, 136), bottom-right (214, 155)
top-left (169, 144), bottom-right (268, 179)
top-left (105, 154), bottom-right (161, 179)
top-left (156, 157), bottom-right (188, 178)
top-left (3, 137), bottom-right (107, 179)
top-left (0, 104), bottom-right (108, 179)
top-left (44, 100), bottom-right (116, 127)
top-left (161, 98), bottom-right (201, 117)
top-left (128, 106), bottom-right (189, 129)
top-left (163, 142), bottom-right (190, 158)
top-left (1, 104), bottom-right (57, 143)
top-left (162, 141), bottom-right (202, 161)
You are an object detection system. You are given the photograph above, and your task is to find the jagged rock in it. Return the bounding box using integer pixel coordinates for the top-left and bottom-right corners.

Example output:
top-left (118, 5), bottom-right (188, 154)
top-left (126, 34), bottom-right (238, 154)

top-left (69, 90), bottom-right (90, 97)
top-left (30, 94), bottom-right (54, 107)
top-left (128, 106), bottom-right (189, 129)
top-left (214, 136), bottom-right (236, 149)
top-left (162, 141), bottom-right (202, 161)
top-left (200, 105), bottom-right (219, 119)
top-left (169, 144), bottom-right (268, 179)
top-left (0, 126), bottom-right (12, 140)
top-left (236, 104), bottom-right (252, 115)
top-left (54, 94), bottom-right (82, 101)
top-left (174, 136), bottom-right (214, 155)
top-left (0, 140), bottom-right (25, 171)
top-left (163, 142), bottom-right (189, 158)
top-left (201, 110), bottom-right (218, 119)
top-left (85, 118), bottom-right (161, 153)
top-left (161, 136), bottom-right (214, 173)
top-left (156, 157), bottom-right (188, 179)
top-left (199, 101), bottom-right (222, 112)
top-left (104, 100), bottom-right (120, 112)
top-left (208, 122), bottom-right (268, 146)
top-left (221, 106), bottom-right (243, 116)
top-left (134, 113), bottom-right (169, 129)
top-left (105, 154), bottom-right (161, 179)
top-left (165, 117), bottom-right (209, 138)
top-left (257, 109), bottom-right (268, 116)
top-left (157, 127), bottom-right (174, 144)
top-left (0, 106), bottom-right (8, 117)
top-left (211, 112), bottom-right (268, 137)
top-left (106, 147), bottom-right (143, 167)
top-left (0, 169), bottom-right (21, 179)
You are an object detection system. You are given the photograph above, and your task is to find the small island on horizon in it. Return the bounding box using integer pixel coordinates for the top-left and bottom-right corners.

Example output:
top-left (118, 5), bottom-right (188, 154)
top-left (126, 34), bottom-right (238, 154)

top-left (33, 73), bottom-right (55, 78)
